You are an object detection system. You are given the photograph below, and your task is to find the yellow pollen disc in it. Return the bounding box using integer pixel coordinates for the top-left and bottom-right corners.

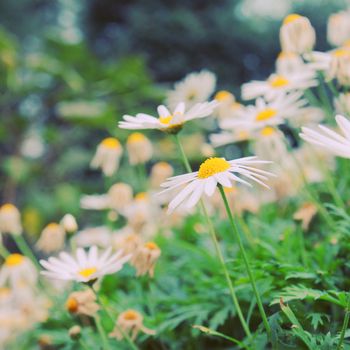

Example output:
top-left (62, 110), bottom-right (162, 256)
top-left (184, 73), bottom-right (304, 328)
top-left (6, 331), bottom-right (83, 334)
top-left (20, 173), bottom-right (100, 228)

top-left (224, 186), bottom-right (237, 194)
top-left (145, 242), bottom-right (158, 250)
top-left (101, 137), bottom-right (121, 149)
top-left (135, 192), bottom-right (147, 201)
top-left (46, 222), bottom-right (60, 230)
top-left (159, 115), bottom-right (173, 124)
top-left (123, 310), bottom-right (138, 320)
top-left (215, 90), bottom-right (232, 101)
top-left (198, 157), bottom-right (230, 179)
top-left (5, 254), bottom-right (24, 267)
top-left (1, 203), bottom-right (17, 212)
top-left (260, 127), bottom-right (276, 136)
top-left (269, 75), bottom-right (289, 88)
top-left (255, 108), bottom-right (277, 122)
top-left (283, 14), bottom-right (301, 25)
top-left (66, 297), bottom-right (79, 313)
top-left (127, 132), bottom-right (147, 144)
top-left (333, 48), bottom-right (350, 57)
top-left (156, 161), bottom-right (171, 169)
top-left (78, 267), bottom-right (97, 278)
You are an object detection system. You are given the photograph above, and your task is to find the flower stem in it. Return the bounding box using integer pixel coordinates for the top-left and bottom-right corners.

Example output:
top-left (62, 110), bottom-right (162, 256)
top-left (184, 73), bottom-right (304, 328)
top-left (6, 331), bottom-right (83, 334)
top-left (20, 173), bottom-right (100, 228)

top-left (174, 134), bottom-right (251, 339)
top-left (219, 185), bottom-right (271, 339)
top-left (12, 234), bottom-right (40, 270)
top-left (0, 244), bottom-right (10, 259)
top-left (337, 292), bottom-right (350, 350)
top-left (94, 315), bottom-right (111, 350)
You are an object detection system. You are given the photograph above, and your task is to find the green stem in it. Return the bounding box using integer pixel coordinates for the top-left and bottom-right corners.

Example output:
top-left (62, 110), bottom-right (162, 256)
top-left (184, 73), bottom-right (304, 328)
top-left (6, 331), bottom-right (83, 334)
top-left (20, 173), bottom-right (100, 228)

top-left (297, 225), bottom-right (308, 267)
top-left (337, 292), bottom-right (350, 350)
top-left (0, 244), bottom-right (10, 259)
top-left (219, 185), bottom-right (271, 339)
top-left (94, 315), bottom-right (111, 350)
top-left (12, 234), bottom-right (40, 270)
top-left (79, 339), bottom-right (90, 350)
top-left (174, 134), bottom-right (192, 172)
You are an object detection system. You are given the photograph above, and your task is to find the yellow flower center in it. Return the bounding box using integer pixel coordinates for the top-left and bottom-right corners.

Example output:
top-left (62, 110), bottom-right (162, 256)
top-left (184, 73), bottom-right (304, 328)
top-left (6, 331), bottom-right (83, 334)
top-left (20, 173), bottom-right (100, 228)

top-left (66, 297), bottom-right (79, 313)
top-left (198, 157), bottom-right (230, 179)
top-left (260, 127), bottom-right (276, 137)
top-left (5, 254), bottom-right (24, 267)
top-left (159, 115), bottom-right (173, 124)
top-left (46, 222), bottom-right (60, 230)
top-left (215, 90), bottom-right (232, 101)
top-left (101, 137), bottom-right (121, 149)
top-left (123, 310), bottom-right (139, 321)
top-left (135, 192), bottom-right (147, 201)
top-left (283, 14), bottom-right (301, 25)
top-left (127, 132), bottom-right (147, 144)
top-left (78, 267), bottom-right (97, 278)
top-left (145, 242), bottom-right (158, 250)
top-left (333, 48), bottom-right (350, 57)
top-left (269, 75), bottom-right (289, 88)
top-left (255, 108), bottom-right (277, 122)
top-left (0, 203), bottom-right (17, 212)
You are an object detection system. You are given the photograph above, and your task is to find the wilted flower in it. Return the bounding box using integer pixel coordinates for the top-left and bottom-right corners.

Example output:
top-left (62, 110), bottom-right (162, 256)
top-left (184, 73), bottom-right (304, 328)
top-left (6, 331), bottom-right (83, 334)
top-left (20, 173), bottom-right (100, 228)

top-left (0, 204), bottom-right (22, 235)
top-left (131, 242), bottom-right (161, 277)
top-left (40, 246), bottom-right (130, 283)
top-left (293, 202), bottom-right (318, 230)
top-left (150, 162), bottom-right (174, 189)
top-left (280, 14), bottom-right (315, 54)
top-left (327, 11), bottom-right (350, 47)
top-left (36, 223), bottom-right (66, 254)
top-left (60, 214), bottom-right (78, 234)
top-left (66, 289), bottom-right (100, 317)
top-left (90, 137), bottom-right (123, 176)
top-left (126, 132), bottom-right (153, 165)
top-left (328, 48), bottom-right (350, 86)
top-left (109, 309), bottom-right (155, 341)
top-left (275, 51), bottom-right (305, 75)
top-left (112, 228), bottom-right (141, 258)
top-left (107, 182), bottom-right (133, 211)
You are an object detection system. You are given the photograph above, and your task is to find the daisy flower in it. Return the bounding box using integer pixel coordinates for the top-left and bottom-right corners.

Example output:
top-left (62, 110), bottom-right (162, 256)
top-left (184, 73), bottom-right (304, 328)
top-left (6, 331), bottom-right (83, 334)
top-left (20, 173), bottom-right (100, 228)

top-left (118, 101), bottom-right (218, 134)
top-left (242, 70), bottom-right (317, 101)
top-left (159, 156), bottom-right (274, 214)
top-left (166, 70), bottom-right (216, 110)
top-left (300, 114), bottom-right (350, 158)
top-left (327, 11), bottom-right (350, 47)
top-left (40, 246), bottom-right (130, 282)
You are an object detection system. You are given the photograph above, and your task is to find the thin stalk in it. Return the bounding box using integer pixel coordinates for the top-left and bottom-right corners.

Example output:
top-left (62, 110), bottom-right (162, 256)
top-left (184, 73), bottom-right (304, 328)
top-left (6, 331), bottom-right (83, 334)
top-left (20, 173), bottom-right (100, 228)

top-left (317, 82), bottom-right (333, 118)
top-left (94, 315), bottom-right (111, 350)
top-left (337, 292), bottom-right (350, 350)
top-left (12, 234), bottom-right (40, 269)
top-left (296, 225), bottom-right (308, 267)
top-left (219, 185), bottom-right (271, 339)
top-left (0, 244), bottom-right (10, 259)
top-left (79, 339), bottom-right (90, 350)
top-left (174, 134), bottom-right (252, 339)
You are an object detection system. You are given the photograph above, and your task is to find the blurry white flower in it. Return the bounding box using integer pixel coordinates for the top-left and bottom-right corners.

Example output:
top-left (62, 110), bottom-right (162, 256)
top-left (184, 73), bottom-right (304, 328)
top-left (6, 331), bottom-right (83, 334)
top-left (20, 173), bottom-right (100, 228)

top-left (109, 309), bottom-right (155, 341)
top-left (40, 246), bottom-right (130, 282)
top-left (36, 223), bottom-right (66, 254)
top-left (276, 51), bottom-right (305, 74)
top-left (0, 254), bottom-right (37, 289)
top-left (107, 182), bottom-right (133, 211)
top-left (300, 114), bottom-right (350, 158)
top-left (327, 11), bottom-right (350, 47)
top-left (66, 289), bottom-right (100, 317)
top-left (288, 106), bottom-right (325, 128)
top-left (242, 70), bottom-right (316, 101)
top-left (280, 14), bottom-right (315, 54)
top-left (112, 228), bottom-right (141, 258)
top-left (74, 226), bottom-right (112, 248)
top-left (119, 101), bottom-right (218, 134)
top-left (0, 204), bottom-right (22, 235)
top-left (166, 70), bottom-right (216, 109)
top-left (20, 131), bottom-right (45, 159)
top-left (213, 90), bottom-right (244, 120)
top-left (210, 129), bottom-right (251, 147)
top-left (130, 242), bottom-right (161, 277)
top-left (60, 214), bottom-right (78, 234)
top-left (150, 162), bottom-right (174, 189)
top-left (159, 156), bottom-right (274, 213)
top-left (90, 137), bottom-right (123, 176)
top-left (80, 194), bottom-right (110, 210)
top-left (126, 132), bottom-right (153, 165)
top-left (335, 92), bottom-right (350, 117)
top-left (328, 47), bottom-right (350, 86)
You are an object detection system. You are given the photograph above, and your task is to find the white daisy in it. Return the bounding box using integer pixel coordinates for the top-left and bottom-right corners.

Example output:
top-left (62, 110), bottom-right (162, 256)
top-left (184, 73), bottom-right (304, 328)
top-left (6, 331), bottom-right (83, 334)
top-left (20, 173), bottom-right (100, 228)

top-left (159, 156), bottom-right (274, 214)
top-left (300, 114), bottom-right (350, 158)
top-left (327, 11), bottom-right (350, 47)
top-left (118, 101), bottom-right (218, 134)
top-left (166, 70), bottom-right (216, 110)
top-left (40, 246), bottom-right (130, 282)
top-left (242, 70), bottom-right (317, 101)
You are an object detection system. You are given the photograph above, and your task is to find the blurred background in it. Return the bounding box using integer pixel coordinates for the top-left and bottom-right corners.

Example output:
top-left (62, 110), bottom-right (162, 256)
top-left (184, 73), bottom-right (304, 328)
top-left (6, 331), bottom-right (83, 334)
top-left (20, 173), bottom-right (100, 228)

top-left (0, 0), bottom-right (347, 239)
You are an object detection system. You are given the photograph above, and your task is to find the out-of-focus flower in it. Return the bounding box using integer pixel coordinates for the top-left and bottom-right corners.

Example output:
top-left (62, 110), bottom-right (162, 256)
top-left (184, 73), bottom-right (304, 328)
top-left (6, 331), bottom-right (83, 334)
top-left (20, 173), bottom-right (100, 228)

top-left (288, 106), bottom-right (325, 128)
top-left (275, 51), bottom-right (305, 75)
top-left (119, 101), bottom-right (218, 134)
top-left (335, 92), bottom-right (350, 117)
top-left (112, 228), bottom-right (141, 258)
top-left (293, 202), bottom-right (318, 230)
top-left (159, 156), bottom-right (273, 214)
top-left (242, 70), bottom-right (316, 101)
top-left (166, 70), bottom-right (216, 109)
top-left (107, 183), bottom-right (133, 211)
top-left (0, 254), bottom-right (37, 289)
top-left (0, 204), bottom-right (22, 235)
top-left (131, 242), bottom-right (161, 277)
top-left (300, 114), bottom-right (350, 158)
top-left (60, 214), bottom-right (78, 234)
top-left (109, 309), bottom-right (155, 341)
top-left (36, 223), bottom-right (66, 254)
top-left (74, 226), bottom-right (112, 248)
top-left (66, 289), bottom-right (100, 317)
top-left (20, 130), bottom-right (45, 159)
top-left (279, 14), bottom-right (315, 54)
top-left (214, 90), bottom-right (244, 120)
top-left (150, 162), bottom-right (174, 189)
top-left (68, 325), bottom-right (81, 341)
top-left (327, 11), bottom-right (350, 47)
top-left (126, 132), bottom-right (153, 165)
top-left (328, 48), bottom-right (350, 86)
top-left (90, 137), bottom-right (123, 176)
top-left (40, 246), bottom-right (130, 283)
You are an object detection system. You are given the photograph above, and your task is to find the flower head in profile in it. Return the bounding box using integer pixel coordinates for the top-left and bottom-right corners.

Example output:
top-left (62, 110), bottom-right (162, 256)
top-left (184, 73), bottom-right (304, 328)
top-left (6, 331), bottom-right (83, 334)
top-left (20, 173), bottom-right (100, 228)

top-left (300, 114), bottom-right (350, 158)
top-left (159, 156), bottom-right (274, 214)
top-left (119, 101), bottom-right (218, 134)
top-left (0, 204), bottom-right (22, 235)
top-left (40, 246), bottom-right (130, 283)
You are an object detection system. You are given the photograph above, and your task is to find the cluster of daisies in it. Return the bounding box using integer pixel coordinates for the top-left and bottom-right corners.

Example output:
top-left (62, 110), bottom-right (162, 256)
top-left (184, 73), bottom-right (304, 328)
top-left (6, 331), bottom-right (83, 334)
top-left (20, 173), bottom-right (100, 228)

top-left (1, 7), bottom-right (350, 349)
